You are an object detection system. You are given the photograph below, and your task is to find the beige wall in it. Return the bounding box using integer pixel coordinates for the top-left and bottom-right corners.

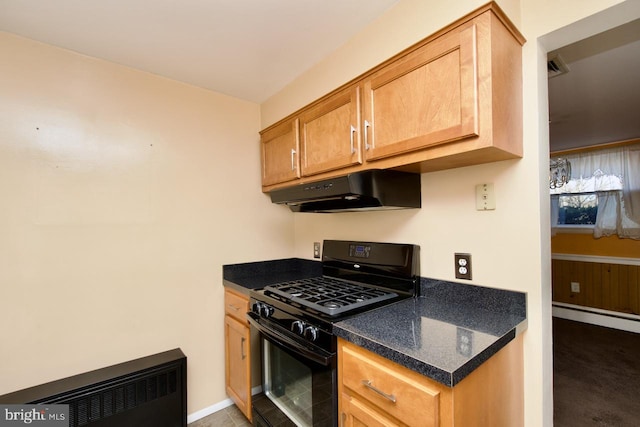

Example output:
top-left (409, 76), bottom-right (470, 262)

top-left (0, 32), bottom-right (294, 414)
top-left (3, 0), bottom-right (639, 424)
top-left (261, 0), bottom-right (638, 426)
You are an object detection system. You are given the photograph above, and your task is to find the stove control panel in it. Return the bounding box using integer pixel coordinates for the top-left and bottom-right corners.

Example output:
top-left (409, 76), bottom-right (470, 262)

top-left (349, 243), bottom-right (371, 258)
top-left (248, 295), bottom-right (335, 352)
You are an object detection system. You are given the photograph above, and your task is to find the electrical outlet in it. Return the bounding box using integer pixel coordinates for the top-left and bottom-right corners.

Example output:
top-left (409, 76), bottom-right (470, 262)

top-left (571, 282), bottom-right (580, 293)
top-left (455, 253), bottom-right (472, 280)
top-left (313, 242), bottom-right (321, 259)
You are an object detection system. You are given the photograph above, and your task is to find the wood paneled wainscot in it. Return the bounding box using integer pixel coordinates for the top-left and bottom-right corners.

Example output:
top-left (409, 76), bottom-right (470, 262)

top-left (338, 336), bottom-right (524, 427)
top-left (552, 256), bottom-right (640, 315)
top-left (224, 288), bottom-right (252, 420)
top-left (260, 2), bottom-right (525, 191)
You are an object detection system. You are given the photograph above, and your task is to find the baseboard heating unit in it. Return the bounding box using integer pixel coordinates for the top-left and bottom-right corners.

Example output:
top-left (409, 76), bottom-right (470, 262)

top-left (0, 348), bottom-right (187, 427)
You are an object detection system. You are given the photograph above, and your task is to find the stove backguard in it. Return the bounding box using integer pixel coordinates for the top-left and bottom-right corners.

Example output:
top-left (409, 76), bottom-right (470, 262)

top-left (321, 240), bottom-right (420, 296)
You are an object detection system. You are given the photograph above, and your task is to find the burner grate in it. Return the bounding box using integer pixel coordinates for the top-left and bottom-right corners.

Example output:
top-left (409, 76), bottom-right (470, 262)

top-left (264, 277), bottom-right (398, 316)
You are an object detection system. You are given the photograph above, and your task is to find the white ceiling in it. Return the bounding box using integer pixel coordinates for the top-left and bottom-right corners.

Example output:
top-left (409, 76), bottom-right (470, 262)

top-left (1, 0), bottom-right (638, 152)
top-left (0, 0), bottom-right (399, 103)
top-left (548, 18), bottom-right (640, 152)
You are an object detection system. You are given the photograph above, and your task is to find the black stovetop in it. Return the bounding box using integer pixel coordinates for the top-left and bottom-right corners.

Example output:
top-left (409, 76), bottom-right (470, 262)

top-left (262, 276), bottom-right (399, 316)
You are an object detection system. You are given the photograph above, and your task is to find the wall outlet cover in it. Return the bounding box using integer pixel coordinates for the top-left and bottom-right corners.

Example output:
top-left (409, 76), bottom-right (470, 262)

top-left (313, 242), bottom-right (321, 259)
top-left (455, 253), bottom-right (472, 280)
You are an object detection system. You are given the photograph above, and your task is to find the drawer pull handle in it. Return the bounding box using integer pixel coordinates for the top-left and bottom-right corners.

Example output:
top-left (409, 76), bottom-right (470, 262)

top-left (361, 380), bottom-right (397, 403)
top-left (228, 304), bottom-right (240, 311)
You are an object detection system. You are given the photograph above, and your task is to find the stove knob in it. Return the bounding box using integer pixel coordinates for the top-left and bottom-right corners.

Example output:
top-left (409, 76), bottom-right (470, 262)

top-left (304, 326), bottom-right (318, 342)
top-left (252, 302), bottom-right (262, 315)
top-left (291, 321), bottom-right (305, 335)
top-left (260, 304), bottom-right (274, 318)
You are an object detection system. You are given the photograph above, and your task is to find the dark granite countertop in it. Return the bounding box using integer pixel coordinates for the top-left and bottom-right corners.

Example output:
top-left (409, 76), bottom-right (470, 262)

top-left (223, 258), bottom-right (322, 294)
top-left (333, 278), bottom-right (527, 387)
top-left (222, 258), bottom-right (527, 387)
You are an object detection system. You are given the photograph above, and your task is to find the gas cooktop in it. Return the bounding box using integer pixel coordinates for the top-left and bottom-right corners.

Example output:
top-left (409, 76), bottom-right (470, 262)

top-left (252, 240), bottom-right (420, 321)
top-left (263, 276), bottom-right (399, 316)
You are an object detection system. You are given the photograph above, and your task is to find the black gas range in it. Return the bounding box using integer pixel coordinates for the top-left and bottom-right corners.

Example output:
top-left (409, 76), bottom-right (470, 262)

top-left (248, 240), bottom-right (419, 427)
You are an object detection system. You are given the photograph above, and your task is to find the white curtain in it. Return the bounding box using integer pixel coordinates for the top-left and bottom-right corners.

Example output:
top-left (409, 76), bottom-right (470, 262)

top-left (551, 142), bottom-right (640, 240)
top-left (594, 191), bottom-right (640, 239)
top-left (622, 144), bottom-right (640, 224)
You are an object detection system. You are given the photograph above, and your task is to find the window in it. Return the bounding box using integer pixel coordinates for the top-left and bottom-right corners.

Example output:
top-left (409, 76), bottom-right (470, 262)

top-left (550, 143), bottom-right (640, 239)
top-left (557, 193), bottom-right (597, 226)
top-left (551, 170), bottom-right (621, 229)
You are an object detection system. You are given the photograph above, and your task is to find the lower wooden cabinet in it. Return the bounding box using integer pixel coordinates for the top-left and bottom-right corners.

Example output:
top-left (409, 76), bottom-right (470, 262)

top-left (338, 335), bottom-right (524, 427)
top-left (224, 288), bottom-right (252, 421)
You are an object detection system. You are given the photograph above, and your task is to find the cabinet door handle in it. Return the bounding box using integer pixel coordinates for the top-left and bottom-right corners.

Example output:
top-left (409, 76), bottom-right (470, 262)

top-left (290, 149), bottom-right (297, 171)
top-left (361, 379), bottom-right (397, 403)
top-left (340, 412), bottom-right (346, 427)
top-left (364, 120), bottom-right (371, 150)
top-left (241, 337), bottom-right (246, 360)
top-left (350, 125), bottom-right (357, 154)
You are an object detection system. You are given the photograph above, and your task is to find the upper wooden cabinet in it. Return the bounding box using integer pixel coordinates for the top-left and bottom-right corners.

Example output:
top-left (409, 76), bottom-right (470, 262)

top-left (260, 118), bottom-right (300, 187)
top-left (260, 2), bottom-right (525, 192)
top-left (362, 23), bottom-right (479, 161)
top-left (299, 85), bottom-right (362, 177)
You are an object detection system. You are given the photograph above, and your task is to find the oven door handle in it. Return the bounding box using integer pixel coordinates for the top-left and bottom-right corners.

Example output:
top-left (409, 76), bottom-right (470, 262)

top-left (248, 314), bottom-right (335, 366)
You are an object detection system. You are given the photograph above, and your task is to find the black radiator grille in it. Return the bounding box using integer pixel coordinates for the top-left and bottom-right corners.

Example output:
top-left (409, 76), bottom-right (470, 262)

top-left (65, 368), bottom-right (179, 427)
top-left (0, 348), bottom-right (187, 427)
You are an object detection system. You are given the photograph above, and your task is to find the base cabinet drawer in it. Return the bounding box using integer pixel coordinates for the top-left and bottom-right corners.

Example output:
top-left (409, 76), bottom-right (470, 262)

top-left (340, 341), bottom-right (440, 427)
top-left (225, 288), bottom-right (250, 321)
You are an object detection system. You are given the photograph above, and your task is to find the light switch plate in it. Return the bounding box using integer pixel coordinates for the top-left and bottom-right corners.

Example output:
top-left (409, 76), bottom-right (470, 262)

top-left (476, 183), bottom-right (496, 210)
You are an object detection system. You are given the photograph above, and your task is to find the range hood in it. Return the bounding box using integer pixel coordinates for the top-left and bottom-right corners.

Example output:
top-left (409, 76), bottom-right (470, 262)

top-left (269, 170), bottom-right (421, 213)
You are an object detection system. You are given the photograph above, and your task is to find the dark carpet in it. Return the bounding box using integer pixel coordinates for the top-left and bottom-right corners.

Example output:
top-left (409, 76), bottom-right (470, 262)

top-left (553, 317), bottom-right (640, 426)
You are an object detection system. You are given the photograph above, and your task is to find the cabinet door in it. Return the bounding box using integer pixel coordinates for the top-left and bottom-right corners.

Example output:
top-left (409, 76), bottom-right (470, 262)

top-left (341, 393), bottom-right (401, 427)
top-left (261, 118), bottom-right (300, 187)
top-left (225, 314), bottom-right (251, 420)
top-left (299, 86), bottom-right (362, 176)
top-left (363, 23), bottom-right (479, 161)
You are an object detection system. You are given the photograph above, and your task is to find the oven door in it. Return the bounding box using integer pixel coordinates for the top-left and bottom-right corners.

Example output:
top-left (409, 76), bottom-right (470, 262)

top-left (248, 314), bottom-right (337, 427)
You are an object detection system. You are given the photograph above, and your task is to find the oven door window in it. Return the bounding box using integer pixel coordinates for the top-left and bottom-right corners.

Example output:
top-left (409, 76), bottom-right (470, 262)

top-left (263, 338), bottom-right (334, 427)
